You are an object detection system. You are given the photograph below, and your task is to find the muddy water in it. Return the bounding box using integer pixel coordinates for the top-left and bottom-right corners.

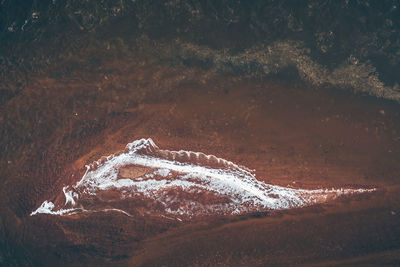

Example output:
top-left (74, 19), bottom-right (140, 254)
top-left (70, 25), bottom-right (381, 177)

top-left (2, 1), bottom-right (400, 265)
top-left (1, 47), bottom-right (400, 265)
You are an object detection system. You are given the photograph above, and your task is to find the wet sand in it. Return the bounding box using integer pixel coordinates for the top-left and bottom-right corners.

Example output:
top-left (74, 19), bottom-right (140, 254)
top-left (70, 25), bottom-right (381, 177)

top-left (1, 58), bottom-right (400, 265)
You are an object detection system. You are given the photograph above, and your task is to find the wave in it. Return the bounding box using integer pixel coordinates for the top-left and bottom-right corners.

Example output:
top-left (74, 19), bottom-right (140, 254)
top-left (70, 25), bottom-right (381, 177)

top-left (31, 138), bottom-right (375, 219)
top-left (163, 40), bottom-right (400, 102)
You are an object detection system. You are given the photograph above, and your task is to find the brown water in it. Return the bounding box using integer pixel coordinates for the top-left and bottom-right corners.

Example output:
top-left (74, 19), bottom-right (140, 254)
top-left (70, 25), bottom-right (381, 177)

top-left (1, 44), bottom-right (400, 265)
top-left (2, 2), bottom-right (400, 265)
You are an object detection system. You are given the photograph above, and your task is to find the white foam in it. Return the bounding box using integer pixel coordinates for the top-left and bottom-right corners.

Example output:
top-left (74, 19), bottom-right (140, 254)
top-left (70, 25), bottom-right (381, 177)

top-left (63, 186), bottom-right (78, 206)
top-left (30, 201), bottom-right (79, 216)
top-left (31, 138), bottom-right (375, 217)
top-left (154, 168), bottom-right (171, 177)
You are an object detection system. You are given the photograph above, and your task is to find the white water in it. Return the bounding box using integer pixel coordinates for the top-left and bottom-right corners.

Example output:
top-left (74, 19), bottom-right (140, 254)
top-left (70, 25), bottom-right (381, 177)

top-left (31, 138), bottom-right (375, 218)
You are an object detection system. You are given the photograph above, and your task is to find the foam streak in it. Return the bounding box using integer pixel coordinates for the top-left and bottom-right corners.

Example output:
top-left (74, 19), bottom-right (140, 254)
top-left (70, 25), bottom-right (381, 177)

top-left (31, 138), bottom-right (375, 218)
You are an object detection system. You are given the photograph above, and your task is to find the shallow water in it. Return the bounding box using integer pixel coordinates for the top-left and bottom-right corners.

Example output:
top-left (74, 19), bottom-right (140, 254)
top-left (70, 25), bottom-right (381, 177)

top-left (1, 1), bottom-right (400, 266)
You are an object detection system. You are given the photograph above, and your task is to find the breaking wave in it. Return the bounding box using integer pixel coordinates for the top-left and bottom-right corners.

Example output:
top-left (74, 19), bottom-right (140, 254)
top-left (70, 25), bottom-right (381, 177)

top-left (31, 138), bottom-right (374, 219)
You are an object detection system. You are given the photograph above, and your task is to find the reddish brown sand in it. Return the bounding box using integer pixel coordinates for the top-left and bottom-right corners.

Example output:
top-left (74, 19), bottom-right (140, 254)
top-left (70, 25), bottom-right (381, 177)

top-left (1, 59), bottom-right (400, 265)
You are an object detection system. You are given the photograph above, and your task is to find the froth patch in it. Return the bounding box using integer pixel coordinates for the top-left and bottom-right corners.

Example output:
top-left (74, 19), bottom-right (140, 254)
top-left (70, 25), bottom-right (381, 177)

top-left (31, 138), bottom-right (375, 218)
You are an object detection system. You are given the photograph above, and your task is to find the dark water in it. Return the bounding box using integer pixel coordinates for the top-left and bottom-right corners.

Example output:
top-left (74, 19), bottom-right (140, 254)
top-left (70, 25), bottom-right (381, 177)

top-left (1, 0), bottom-right (400, 101)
